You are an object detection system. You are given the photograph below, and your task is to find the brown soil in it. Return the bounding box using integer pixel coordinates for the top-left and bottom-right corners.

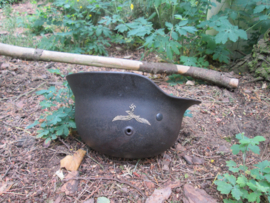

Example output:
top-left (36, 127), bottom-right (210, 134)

top-left (0, 3), bottom-right (270, 203)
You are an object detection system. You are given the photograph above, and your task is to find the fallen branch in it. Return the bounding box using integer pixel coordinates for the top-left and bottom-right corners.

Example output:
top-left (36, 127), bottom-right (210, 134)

top-left (0, 43), bottom-right (238, 88)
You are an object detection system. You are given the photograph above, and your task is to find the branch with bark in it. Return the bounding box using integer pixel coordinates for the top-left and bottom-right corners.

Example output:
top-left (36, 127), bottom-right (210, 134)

top-left (0, 43), bottom-right (238, 88)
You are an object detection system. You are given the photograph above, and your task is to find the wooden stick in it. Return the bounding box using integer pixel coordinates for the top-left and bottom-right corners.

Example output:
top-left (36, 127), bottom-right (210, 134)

top-left (0, 43), bottom-right (238, 88)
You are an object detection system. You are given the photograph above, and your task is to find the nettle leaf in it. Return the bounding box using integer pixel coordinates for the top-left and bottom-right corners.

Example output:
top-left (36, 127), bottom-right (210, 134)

top-left (66, 120), bottom-right (76, 128)
top-left (237, 175), bottom-right (248, 187)
top-left (215, 25), bottom-right (247, 44)
top-left (224, 174), bottom-right (236, 185)
top-left (227, 160), bottom-right (240, 172)
top-left (36, 129), bottom-right (50, 138)
top-left (247, 191), bottom-right (262, 203)
top-left (229, 11), bottom-right (238, 20)
top-left (181, 26), bottom-right (197, 34)
top-left (51, 134), bottom-right (57, 140)
top-left (180, 56), bottom-right (197, 66)
top-left (178, 20), bottom-right (188, 27)
top-left (171, 31), bottom-right (178, 40)
top-left (248, 145), bottom-right (260, 154)
top-left (239, 165), bottom-right (248, 172)
top-left (260, 15), bottom-right (269, 20)
top-left (40, 100), bottom-right (54, 108)
top-left (251, 168), bottom-right (264, 180)
top-left (264, 174), bottom-right (270, 182)
top-left (231, 144), bottom-right (241, 155)
top-left (254, 4), bottom-right (267, 13)
top-left (255, 160), bottom-right (270, 171)
top-left (165, 22), bottom-right (173, 30)
top-left (252, 136), bottom-right (266, 144)
top-left (231, 186), bottom-right (242, 200)
top-left (235, 132), bottom-right (245, 140)
top-left (26, 120), bottom-right (39, 129)
top-left (215, 180), bottom-right (232, 194)
top-left (247, 180), bottom-right (258, 191)
top-left (256, 182), bottom-right (269, 192)
top-left (226, 160), bottom-right (237, 167)
top-left (115, 24), bottom-right (128, 33)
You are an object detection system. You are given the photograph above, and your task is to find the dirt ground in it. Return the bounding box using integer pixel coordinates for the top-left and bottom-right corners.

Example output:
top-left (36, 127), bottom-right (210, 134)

top-left (1, 2), bottom-right (270, 203)
top-left (0, 49), bottom-right (270, 203)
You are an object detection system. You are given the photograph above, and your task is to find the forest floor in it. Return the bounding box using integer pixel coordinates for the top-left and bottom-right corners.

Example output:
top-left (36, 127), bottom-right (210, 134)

top-left (0, 2), bottom-right (270, 203)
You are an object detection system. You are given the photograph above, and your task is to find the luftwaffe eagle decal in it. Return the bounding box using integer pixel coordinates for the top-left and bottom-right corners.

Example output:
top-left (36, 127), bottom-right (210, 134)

top-left (112, 104), bottom-right (151, 126)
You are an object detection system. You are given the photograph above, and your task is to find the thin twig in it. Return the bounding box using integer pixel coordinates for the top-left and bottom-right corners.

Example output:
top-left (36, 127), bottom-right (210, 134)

top-left (86, 148), bottom-right (104, 170)
top-left (84, 184), bottom-right (102, 200)
top-left (1, 166), bottom-right (11, 180)
top-left (58, 138), bottom-right (71, 151)
top-left (14, 82), bottom-right (46, 102)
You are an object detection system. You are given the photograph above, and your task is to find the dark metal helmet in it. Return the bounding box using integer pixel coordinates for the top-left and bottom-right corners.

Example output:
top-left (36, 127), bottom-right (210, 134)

top-left (67, 72), bottom-right (201, 158)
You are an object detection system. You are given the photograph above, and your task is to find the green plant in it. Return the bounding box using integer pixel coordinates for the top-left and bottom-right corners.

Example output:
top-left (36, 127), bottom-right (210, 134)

top-left (0, 0), bottom-right (18, 8)
top-left (215, 133), bottom-right (270, 203)
top-left (26, 69), bottom-right (76, 144)
top-left (25, 0), bottom-right (269, 65)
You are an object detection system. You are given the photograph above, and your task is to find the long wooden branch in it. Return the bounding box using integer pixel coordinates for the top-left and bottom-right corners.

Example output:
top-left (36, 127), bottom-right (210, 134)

top-left (0, 43), bottom-right (238, 88)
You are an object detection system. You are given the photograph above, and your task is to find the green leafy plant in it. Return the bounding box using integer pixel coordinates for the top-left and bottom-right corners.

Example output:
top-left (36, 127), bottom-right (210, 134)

top-left (215, 133), bottom-right (270, 203)
top-left (26, 69), bottom-right (76, 144)
top-left (25, 0), bottom-right (269, 65)
top-left (0, 0), bottom-right (19, 8)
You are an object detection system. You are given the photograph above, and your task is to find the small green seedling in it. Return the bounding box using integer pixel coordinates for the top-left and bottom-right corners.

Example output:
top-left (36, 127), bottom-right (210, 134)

top-left (26, 69), bottom-right (76, 144)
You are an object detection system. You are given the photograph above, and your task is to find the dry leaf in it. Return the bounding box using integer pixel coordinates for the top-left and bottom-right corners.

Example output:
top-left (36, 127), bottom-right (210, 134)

top-left (60, 149), bottom-right (86, 171)
top-left (0, 181), bottom-right (14, 195)
top-left (145, 186), bottom-right (172, 203)
top-left (61, 171), bottom-right (79, 195)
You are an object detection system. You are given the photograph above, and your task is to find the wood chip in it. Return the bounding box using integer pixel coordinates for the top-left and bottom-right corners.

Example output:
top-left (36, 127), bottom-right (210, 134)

top-left (183, 184), bottom-right (217, 203)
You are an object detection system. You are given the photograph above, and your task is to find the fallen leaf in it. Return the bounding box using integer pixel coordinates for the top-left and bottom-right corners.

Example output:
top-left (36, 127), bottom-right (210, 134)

top-left (183, 184), bottom-right (217, 203)
top-left (123, 55), bottom-right (132, 59)
top-left (97, 197), bottom-right (110, 203)
top-left (0, 181), bottom-right (14, 195)
top-left (55, 169), bottom-right (65, 180)
top-left (60, 149), bottom-right (86, 171)
top-left (146, 186), bottom-right (172, 203)
top-left (61, 171), bottom-right (79, 195)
